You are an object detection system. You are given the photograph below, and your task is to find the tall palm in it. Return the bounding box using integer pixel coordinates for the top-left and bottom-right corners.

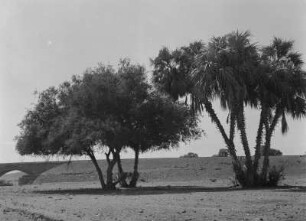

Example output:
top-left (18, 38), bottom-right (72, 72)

top-left (151, 42), bottom-right (203, 102)
top-left (259, 38), bottom-right (306, 182)
top-left (152, 32), bottom-right (306, 187)
top-left (192, 31), bottom-right (260, 186)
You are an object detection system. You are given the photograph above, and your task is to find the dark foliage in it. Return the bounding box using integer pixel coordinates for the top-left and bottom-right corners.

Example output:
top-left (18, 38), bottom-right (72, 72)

top-left (180, 152), bottom-right (199, 158)
top-left (15, 59), bottom-right (201, 189)
top-left (0, 180), bottom-right (13, 186)
top-left (152, 31), bottom-right (306, 188)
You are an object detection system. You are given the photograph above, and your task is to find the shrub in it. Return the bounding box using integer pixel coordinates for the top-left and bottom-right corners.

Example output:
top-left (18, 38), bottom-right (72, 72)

top-left (260, 146), bottom-right (283, 156)
top-left (233, 164), bottom-right (285, 188)
top-left (180, 152), bottom-right (198, 158)
top-left (269, 148), bottom-right (283, 156)
top-left (18, 175), bottom-right (36, 185)
top-left (266, 166), bottom-right (285, 186)
top-left (233, 164), bottom-right (248, 187)
top-left (217, 149), bottom-right (229, 157)
top-left (0, 180), bottom-right (13, 186)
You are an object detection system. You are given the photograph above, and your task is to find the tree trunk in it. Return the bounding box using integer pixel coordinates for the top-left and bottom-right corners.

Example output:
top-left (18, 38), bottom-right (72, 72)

top-left (236, 106), bottom-right (254, 185)
top-left (86, 149), bottom-right (106, 190)
top-left (129, 148), bottom-right (140, 188)
top-left (260, 124), bottom-right (272, 184)
top-left (105, 150), bottom-right (117, 190)
top-left (203, 100), bottom-right (241, 168)
top-left (253, 106), bottom-right (267, 178)
top-left (261, 108), bottom-right (282, 183)
top-left (229, 111), bottom-right (236, 142)
top-left (202, 99), bottom-right (253, 186)
top-left (116, 152), bottom-right (128, 187)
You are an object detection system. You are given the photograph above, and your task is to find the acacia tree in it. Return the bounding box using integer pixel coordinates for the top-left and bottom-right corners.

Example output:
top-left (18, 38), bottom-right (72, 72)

top-left (16, 59), bottom-right (201, 189)
top-left (123, 92), bottom-right (201, 187)
top-left (16, 65), bottom-right (126, 190)
top-left (114, 59), bottom-right (201, 187)
top-left (152, 31), bottom-right (306, 187)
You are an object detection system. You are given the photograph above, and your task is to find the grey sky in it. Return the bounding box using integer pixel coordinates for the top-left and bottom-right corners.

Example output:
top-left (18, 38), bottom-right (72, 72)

top-left (0, 0), bottom-right (305, 163)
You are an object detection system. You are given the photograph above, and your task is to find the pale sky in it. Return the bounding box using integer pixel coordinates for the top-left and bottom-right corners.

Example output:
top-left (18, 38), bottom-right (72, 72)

top-left (0, 0), bottom-right (305, 163)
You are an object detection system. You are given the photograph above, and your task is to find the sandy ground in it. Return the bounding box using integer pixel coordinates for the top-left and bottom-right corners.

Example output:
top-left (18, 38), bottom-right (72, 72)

top-left (0, 180), bottom-right (305, 221)
top-left (1, 156), bottom-right (305, 220)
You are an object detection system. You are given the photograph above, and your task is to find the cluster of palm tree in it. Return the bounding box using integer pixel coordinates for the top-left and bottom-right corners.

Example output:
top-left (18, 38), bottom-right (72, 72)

top-left (152, 31), bottom-right (306, 187)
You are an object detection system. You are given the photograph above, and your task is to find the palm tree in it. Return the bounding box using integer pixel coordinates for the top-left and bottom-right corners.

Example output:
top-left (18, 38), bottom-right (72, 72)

top-left (192, 31), bottom-right (261, 186)
top-left (258, 38), bottom-right (306, 183)
top-left (152, 32), bottom-right (260, 186)
top-left (151, 42), bottom-right (203, 102)
top-left (152, 32), bottom-right (306, 187)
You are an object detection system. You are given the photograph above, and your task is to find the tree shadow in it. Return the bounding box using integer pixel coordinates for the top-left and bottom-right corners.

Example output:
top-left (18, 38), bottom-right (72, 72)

top-left (33, 185), bottom-right (306, 196)
top-left (34, 185), bottom-right (238, 196)
top-left (274, 185), bottom-right (306, 193)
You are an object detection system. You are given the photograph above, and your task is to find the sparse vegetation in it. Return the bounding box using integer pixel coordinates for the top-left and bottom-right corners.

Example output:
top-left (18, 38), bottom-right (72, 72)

top-left (217, 149), bottom-right (229, 157)
top-left (18, 175), bottom-right (36, 186)
top-left (180, 152), bottom-right (199, 158)
top-left (260, 147), bottom-right (283, 156)
top-left (266, 165), bottom-right (285, 186)
top-left (0, 180), bottom-right (13, 186)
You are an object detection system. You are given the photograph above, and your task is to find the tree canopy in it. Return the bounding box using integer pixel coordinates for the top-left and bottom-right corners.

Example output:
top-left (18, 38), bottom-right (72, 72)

top-left (16, 60), bottom-right (201, 189)
top-left (16, 30), bottom-right (305, 189)
top-left (152, 31), bottom-right (306, 187)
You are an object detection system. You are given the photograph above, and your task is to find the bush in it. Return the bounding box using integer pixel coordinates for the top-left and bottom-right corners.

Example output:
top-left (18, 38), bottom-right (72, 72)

top-left (233, 164), bottom-right (285, 188)
top-left (269, 148), bottom-right (283, 156)
top-left (233, 164), bottom-right (248, 187)
top-left (260, 146), bottom-right (283, 156)
top-left (0, 180), bottom-right (13, 186)
top-left (180, 152), bottom-right (198, 158)
top-left (266, 166), bottom-right (285, 186)
top-left (18, 174), bottom-right (36, 185)
top-left (217, 149), bottom-right (229, 157)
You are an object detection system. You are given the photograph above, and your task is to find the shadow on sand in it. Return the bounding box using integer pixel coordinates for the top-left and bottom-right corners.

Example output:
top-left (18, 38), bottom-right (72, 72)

top-left (33, 185), bottom-right (306, 196)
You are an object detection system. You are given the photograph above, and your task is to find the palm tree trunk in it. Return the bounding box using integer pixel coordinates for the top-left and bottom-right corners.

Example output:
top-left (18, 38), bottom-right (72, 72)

top-left (129, 148), bottom-right (140, 188)
top-left (203, 99), bottom-right (241, 170)
top-left (261, 108), bottom-right (282, 182)
top-left (236, 107), bottom-right (253, 176)
top-left (236, 106), bottom-right (255, 186)
top-left (253, 106), bottom-right (267, 177)
top-left (229, 112), bottom-right (236, 142)
top-left (86, 149), bottom-right (106, 190)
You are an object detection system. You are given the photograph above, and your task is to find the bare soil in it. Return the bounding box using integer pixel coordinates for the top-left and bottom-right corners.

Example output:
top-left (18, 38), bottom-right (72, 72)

top-left (0, 156), bottom-right (305, 220)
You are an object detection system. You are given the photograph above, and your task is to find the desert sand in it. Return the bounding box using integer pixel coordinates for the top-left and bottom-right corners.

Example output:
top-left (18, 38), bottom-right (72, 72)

top-left (0, 156), bottom-right (305, 220)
